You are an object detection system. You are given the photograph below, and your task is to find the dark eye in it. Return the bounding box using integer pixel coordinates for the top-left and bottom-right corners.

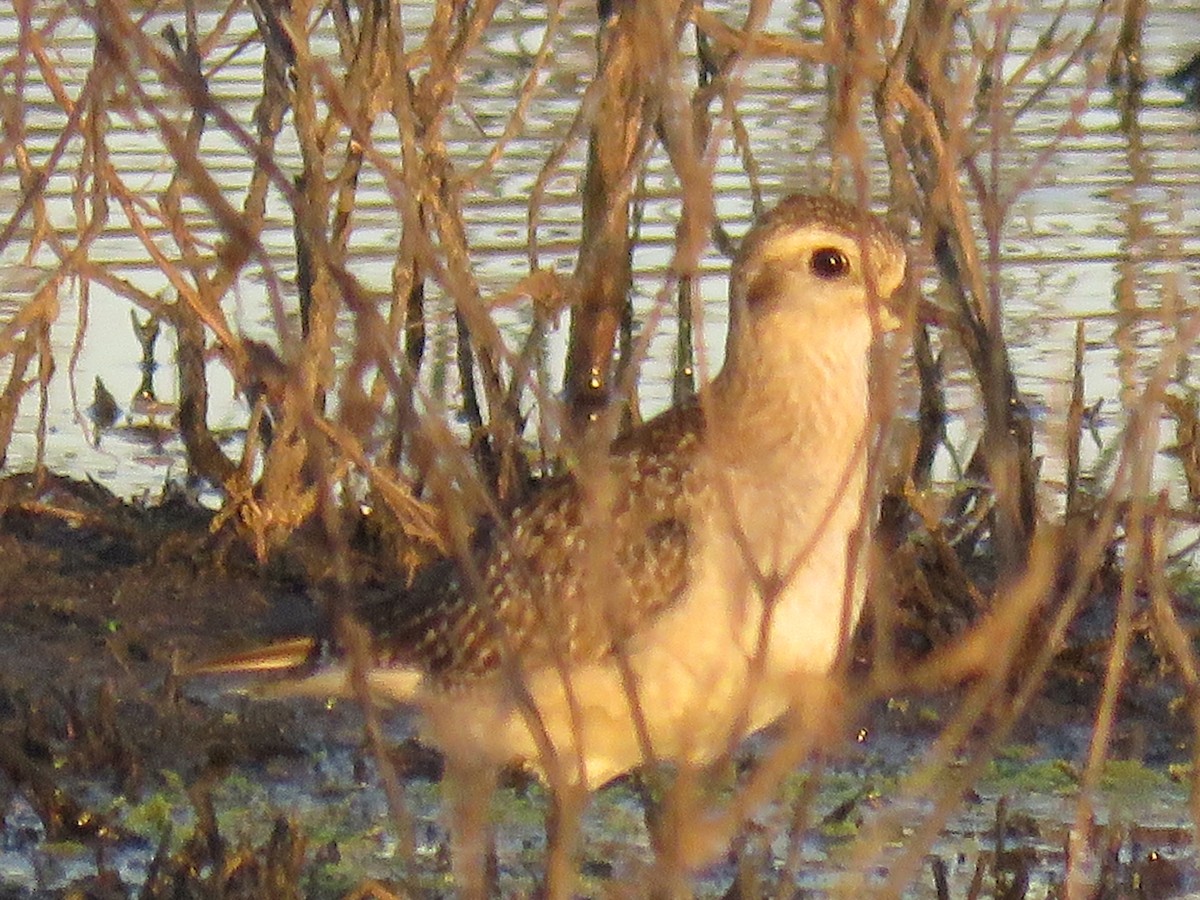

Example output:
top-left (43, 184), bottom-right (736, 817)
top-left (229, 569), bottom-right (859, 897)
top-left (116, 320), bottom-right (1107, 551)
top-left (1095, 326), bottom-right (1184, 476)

top-left (811, 247), bottom-right (850, 279)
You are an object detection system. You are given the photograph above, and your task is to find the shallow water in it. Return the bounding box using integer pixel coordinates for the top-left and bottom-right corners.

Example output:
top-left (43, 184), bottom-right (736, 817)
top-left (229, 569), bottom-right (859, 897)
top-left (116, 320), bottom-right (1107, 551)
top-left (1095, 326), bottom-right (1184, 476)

top-left (0, 2), bottom-right (1199, 896)
top-left (0, 1), bottom-right (1198, 502)
top-left (0, 690), bottom-right (1192, 898)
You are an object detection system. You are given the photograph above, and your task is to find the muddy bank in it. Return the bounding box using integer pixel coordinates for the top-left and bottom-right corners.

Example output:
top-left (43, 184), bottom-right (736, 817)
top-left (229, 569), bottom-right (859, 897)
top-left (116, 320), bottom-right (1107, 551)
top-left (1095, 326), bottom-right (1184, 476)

top-left (0, 472), bottom-right (1194, 898)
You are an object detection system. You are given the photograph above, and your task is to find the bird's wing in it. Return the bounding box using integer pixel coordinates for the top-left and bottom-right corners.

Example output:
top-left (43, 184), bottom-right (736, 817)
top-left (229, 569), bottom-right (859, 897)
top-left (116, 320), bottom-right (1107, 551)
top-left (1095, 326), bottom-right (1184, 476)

top-left (360, 403), bottom-right (705, 687)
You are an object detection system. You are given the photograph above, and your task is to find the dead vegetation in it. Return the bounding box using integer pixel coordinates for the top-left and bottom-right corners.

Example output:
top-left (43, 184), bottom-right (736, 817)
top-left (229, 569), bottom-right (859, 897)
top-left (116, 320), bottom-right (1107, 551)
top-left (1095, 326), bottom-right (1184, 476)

top-left (0, 0), bottom-right (1198, 896)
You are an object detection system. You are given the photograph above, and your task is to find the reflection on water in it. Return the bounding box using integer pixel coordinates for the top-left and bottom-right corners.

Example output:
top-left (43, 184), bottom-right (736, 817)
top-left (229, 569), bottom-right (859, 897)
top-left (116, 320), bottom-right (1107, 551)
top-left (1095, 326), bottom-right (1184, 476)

top-left (0, 1), bottom-right (1197, 508)
top-left (1, 5), bottom-right (1200, 896)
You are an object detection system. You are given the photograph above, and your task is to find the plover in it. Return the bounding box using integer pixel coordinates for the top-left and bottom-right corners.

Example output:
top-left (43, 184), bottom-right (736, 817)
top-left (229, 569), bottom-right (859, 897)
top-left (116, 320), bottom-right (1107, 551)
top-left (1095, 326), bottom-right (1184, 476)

top-left (196, 192), bottom-right (907, 890)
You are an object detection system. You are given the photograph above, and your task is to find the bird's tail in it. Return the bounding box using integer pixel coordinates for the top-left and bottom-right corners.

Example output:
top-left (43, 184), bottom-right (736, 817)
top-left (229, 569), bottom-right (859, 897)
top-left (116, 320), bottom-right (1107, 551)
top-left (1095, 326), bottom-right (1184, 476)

top-left (183, 635), bottom-right (423, 702)
top-left (184, 636), bottom-right (320, 677)
top-left (182, 636), bottom-right (349, 699)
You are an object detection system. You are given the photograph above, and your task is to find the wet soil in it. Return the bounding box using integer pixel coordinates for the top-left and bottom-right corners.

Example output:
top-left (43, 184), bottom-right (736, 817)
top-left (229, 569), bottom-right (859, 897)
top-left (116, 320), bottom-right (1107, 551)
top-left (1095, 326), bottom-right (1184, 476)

top-left (0, 472), bottom-right (339, 897)
top-left (0, 472), bottom-right (1194, 898)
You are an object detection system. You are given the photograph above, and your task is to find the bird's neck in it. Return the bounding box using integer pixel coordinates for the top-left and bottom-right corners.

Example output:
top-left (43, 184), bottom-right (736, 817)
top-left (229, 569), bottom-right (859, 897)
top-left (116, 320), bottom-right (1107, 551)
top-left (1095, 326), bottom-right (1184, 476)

top-left (684, 317), bottom-right (883, 690)
top-left (707, 317), bottom-right (877, 475)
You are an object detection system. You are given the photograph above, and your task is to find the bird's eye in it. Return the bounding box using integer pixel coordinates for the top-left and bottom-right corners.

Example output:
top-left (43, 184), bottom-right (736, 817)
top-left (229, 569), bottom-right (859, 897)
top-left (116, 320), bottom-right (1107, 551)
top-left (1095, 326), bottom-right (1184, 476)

top-left (811, 248), bottom-right (850, 279)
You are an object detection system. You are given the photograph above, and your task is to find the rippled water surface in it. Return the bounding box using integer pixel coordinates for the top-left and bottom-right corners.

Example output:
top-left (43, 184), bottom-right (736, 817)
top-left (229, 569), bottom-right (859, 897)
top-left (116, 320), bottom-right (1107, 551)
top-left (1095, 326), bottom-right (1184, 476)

top-left (0, 1), bottom-right (1198, 501)
top-left (1, 2), bottom-right (1199, 896)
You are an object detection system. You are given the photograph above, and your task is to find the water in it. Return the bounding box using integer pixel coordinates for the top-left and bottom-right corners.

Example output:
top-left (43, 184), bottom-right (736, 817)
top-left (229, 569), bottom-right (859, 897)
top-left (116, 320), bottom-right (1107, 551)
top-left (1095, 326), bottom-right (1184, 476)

top-left (1, 1), bottom-right (1199, 895)
top-left (1, 1), bottom-right (1198, 502)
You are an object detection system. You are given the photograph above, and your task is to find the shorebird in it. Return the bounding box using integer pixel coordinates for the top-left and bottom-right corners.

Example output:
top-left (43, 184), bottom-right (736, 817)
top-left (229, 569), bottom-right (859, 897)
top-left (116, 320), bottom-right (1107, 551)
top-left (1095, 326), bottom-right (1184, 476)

top-left (195, 192), bottom-right (907, 891)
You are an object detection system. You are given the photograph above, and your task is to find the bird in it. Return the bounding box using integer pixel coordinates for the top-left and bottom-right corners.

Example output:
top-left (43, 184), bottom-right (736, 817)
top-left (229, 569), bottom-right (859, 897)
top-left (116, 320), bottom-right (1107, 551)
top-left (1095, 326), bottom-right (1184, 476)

top-left (89, 376), bottom-right (120, 430)
top-left (192, 192), bottom-right (907, 892)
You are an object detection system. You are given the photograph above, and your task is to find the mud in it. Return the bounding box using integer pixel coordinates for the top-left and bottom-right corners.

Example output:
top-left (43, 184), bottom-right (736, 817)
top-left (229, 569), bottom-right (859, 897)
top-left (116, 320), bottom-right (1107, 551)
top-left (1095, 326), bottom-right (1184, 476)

top-left (0, 472), bottom-right (1193, 898)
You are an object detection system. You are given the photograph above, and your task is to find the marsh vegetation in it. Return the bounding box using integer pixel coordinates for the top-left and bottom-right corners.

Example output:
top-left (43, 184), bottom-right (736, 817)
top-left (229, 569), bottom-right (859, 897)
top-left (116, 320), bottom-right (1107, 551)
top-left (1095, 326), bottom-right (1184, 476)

top-left (0, 0), bottom-right (1198, 896)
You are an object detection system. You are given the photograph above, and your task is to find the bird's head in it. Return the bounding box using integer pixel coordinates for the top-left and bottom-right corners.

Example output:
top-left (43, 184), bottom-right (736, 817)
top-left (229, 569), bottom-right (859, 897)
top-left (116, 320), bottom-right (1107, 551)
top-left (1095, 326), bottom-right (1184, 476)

top-left (726, 194), bottom-right (907, 359)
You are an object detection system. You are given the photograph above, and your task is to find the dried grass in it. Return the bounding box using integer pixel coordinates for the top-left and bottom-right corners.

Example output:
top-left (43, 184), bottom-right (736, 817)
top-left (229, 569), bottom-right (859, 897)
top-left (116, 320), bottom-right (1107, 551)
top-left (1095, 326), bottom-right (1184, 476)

top-left (2, 0), bottom-right (1194, 897)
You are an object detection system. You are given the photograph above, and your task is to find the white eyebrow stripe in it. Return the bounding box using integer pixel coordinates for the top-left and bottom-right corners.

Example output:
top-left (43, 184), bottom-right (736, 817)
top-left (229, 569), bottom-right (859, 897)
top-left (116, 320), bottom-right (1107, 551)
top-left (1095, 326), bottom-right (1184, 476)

top-left (755, 226), bottom-right (856, 263)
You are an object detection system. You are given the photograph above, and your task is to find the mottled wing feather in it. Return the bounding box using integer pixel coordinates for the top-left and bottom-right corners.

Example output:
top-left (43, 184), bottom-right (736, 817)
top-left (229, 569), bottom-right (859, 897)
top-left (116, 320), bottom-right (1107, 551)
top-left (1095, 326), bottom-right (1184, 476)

top-left (357, 403), bottom-right (704, 687)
